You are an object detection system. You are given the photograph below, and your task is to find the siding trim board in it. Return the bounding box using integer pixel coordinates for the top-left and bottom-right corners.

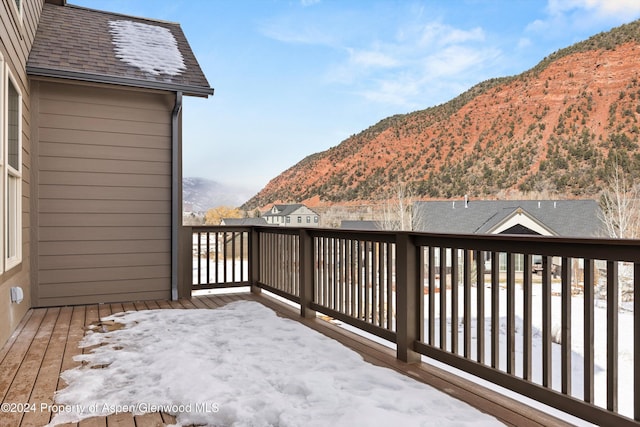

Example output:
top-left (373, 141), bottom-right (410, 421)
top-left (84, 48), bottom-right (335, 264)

top-left (27, 66), bottom-right (214, 97)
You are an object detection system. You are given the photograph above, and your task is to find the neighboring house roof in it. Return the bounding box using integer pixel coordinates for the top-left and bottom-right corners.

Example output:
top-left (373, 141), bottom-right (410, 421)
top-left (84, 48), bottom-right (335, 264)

top-left (27, 3), bottom-right (213, 97)
top-left (263, 204), bottom-right (317, 217)
top-left (221, 218), bottom-right (268, 226)
top-left (413, 200), bottom-right (604, 237)
top-left (340, 220), bottom-right (383, 230)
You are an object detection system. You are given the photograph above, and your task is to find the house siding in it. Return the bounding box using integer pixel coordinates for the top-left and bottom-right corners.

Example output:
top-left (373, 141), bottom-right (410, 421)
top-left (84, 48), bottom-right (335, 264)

top-left (0, 0), bottom-right (43, 349)
top-left (31, 80), bottom-right (173, 307)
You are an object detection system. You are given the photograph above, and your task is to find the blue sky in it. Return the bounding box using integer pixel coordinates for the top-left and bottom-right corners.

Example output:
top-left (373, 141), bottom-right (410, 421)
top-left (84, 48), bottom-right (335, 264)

top-left (71, 0), bottom-right (640, 195)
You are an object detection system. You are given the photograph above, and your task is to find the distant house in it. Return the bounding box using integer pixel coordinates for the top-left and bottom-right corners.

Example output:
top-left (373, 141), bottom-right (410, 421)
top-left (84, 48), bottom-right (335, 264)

top-left (0, 0), bottom-right (212, 348)
top-left (412, 199), bottom-right (604, 237)
top-left (263, 204), bottom-right (319, 227)
top-left (413, 199), bottom-right (604, 274)
top-left (221, 218), bottom-right (268, 226)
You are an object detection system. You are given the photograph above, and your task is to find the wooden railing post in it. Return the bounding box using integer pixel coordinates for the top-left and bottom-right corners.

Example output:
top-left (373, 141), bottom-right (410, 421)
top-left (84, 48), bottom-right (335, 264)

top-left (179, 226), bottom-right (193, 298)
top-left (299, 228), bottom-right (316, 318)
top-left (250, 227), bottom-right (261, 295)
top-left (396, 232), bottom-right (421, 363)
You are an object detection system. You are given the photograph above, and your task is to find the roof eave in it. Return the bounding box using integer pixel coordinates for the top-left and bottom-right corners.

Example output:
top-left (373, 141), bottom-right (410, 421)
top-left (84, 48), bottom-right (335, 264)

top-left (27, 66), bottom-right (214, 97)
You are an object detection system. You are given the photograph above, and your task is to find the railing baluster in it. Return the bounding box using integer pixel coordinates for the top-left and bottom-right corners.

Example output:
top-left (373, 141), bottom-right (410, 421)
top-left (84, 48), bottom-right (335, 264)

top-left (215, 232), bottom-right (219, 283)
top-left (491, 251), bottom-right (499, 370)
top-left (337, 238), bottom-right (343, 312)
top-left (231, 232), bottom-right (236, 282)
top-left (440, 247), bottom-right (447, 350)
top-left (476, 250), bottom-right (485, 364)
top-left (379, 242), bottom-right (386, 327)
top-left (364, 241), bottom-right (370, 322)
top-left (372, 242), bottom-right (378, 326)
top-left (197, 232), bottom-right (202, 285)
top-left (635, 262), bottom-right (640, 421)
top-left (351, 240), bottom-right (357, 317)
top-left (507, 252), bottom-right (515, 375)
top-left (561, 257), bottom-right (571, 396)
top-left (205, 232), bottom-right (210, 284)
top-left (523, 254), bottom-right (532, 381)
top-left (607, 260), bottom-right (618, 412)
top-left (223, 231), bottom-right (228, 282)
top-left (387, 243), bottom-right (394, 331)
top-left (428, 246), bottom-right (435, 346)
top-left (542, 255), bottom-right (552, 388)
top-left (320, 237), bottom-right (329, 306)
top-left (463, 250), bottom-right (471, 358)
top-left (357, 240), bottom-right (363, 320)
top-left (584, 258), bottom-right (594, 404)
top-left (324, 237), bottom-right (330, 307)
top-left (315, 237), bottom-right (321, 304)
top-left (451, 248), bottom-right (459, 355)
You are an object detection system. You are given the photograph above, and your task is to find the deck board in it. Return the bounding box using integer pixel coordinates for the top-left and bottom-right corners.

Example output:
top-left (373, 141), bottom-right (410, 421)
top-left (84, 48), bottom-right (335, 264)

top-left (0, 292), bottom-right (574, 427)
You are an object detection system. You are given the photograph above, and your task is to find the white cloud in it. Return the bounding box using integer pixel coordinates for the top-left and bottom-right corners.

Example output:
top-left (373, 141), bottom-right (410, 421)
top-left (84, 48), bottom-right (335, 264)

top-left (418, 22), bottom-right (485, 47)
top-left (301, 0), bottom-right (320, 6)
top-left (548, 0), bottom-right (640, 18)
top-left (518, 37), bottom-right (532, 49)
top-left (349, 49), bottom-right (399, 68)
top-left (260, 23), bottom-right (336, 46)
top-left (528, 0), bottom-right (640, 36)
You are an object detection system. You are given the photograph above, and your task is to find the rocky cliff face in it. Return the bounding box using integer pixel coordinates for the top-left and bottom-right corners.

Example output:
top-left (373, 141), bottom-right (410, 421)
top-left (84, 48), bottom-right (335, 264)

top-left (244, 20), bottom-right (640, 210)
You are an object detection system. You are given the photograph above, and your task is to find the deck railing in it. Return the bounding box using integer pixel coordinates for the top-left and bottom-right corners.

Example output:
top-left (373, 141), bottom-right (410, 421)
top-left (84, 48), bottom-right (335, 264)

top-left (186, 225), bottom-right (640, 426)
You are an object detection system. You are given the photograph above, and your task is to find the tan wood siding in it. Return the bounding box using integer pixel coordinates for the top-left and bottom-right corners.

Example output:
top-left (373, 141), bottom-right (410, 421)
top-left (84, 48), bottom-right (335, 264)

top-left (33, 80), bottom-right (173, 307)
top-left (0, 0), bottom-right (43, 349)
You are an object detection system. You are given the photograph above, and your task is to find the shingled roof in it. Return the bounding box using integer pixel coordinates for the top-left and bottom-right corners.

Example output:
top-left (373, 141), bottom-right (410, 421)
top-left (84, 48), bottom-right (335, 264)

top-left (413, 199), bottom-right (605, 237)
top-left (27, 3), bottom-right (213, 97)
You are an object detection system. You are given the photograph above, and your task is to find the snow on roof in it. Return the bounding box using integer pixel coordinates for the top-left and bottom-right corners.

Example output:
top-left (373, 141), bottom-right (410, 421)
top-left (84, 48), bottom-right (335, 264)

top-left (47, 301), bottom-right (501, 426)
top-left (109, 20), bottom-right (186, 76)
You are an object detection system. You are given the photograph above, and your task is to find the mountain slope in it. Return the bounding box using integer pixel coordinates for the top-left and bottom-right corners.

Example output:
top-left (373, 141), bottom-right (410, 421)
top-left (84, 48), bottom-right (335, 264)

top-left (244, 20), bottom-right (640, 210)
top-left (183, 177), bottom-right (252, 212)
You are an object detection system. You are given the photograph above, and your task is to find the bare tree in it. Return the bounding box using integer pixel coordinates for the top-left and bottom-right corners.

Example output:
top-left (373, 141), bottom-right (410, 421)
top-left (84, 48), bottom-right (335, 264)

top-left (599, 161), bottom-right (640, 238)
top-left (380, 181), bottom-right (413, 231)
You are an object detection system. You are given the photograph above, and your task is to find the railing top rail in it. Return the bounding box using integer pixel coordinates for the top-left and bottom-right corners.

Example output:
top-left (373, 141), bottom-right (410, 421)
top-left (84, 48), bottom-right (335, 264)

top-left (411, 232), bottom-right (640, 262)
top-left (187, 225), bottom-right (640, 262)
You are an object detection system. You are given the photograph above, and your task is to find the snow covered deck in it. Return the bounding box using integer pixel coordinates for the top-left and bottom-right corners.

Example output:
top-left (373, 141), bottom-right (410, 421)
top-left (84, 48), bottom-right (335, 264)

top-left (0, 291), bottom-right (573, 426)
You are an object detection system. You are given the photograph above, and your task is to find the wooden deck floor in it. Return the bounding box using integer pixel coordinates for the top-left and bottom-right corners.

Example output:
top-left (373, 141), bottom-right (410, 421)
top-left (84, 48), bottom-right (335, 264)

top-left (0, 291), bottom-right (574, 427)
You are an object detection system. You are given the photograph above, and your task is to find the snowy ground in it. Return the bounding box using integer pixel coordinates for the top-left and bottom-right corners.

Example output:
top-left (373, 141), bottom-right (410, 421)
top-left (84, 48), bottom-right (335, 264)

top-left (335, 283), bottom-right (634, 426)
top-left (48, 301), bottom-right (503, 427)
top-left (426, 284), bottom-right (635, 419)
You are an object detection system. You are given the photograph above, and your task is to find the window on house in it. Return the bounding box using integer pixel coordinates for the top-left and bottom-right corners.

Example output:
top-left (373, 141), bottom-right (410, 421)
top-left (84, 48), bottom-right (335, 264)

top-left (314, 216), bottom-right (318, 223)
top-left (5, 74), bottom-right (21, 269)
top-left (306, 216), bottom-right (310, 223)
top-left (286, 217), bottom-right (290, 223)
top-left (297, 216), bottom-right (301, 223)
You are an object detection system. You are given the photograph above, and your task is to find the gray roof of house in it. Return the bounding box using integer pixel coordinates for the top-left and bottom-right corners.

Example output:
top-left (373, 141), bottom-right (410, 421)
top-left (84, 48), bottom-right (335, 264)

top-left (221, 218), bottom-right (267, 226)
top-left (263, 204), bottom-right (317, 217)
top-left (27, 3), bottom-right (213, 97)
top-left (413, 200), bottom-right (604, 237)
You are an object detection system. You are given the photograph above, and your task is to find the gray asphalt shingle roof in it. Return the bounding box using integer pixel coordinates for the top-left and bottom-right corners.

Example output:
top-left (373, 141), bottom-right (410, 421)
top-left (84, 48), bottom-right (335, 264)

top-left (263, 204), bottom-right (317, 217)
top-left (27, 3), bottom-right (213, 96)
top-left (413, 200), bottom-right (604, 237)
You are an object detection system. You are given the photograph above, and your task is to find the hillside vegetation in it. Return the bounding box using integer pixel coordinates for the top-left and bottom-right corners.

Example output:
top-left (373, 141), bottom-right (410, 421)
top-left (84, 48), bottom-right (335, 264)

top-left (243, 20), bottom-right (640, 209)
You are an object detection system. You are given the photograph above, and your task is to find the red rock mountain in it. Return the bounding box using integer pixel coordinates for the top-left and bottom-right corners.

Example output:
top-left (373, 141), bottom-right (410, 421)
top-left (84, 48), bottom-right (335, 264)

top-left (243, 20), bottom-right (640, 210)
